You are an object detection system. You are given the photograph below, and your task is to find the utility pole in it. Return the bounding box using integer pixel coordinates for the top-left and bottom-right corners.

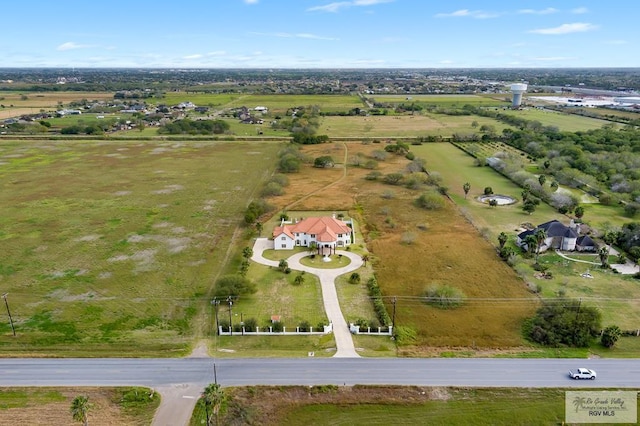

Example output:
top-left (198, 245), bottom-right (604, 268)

top-left (2, 293), bottom-right (15, 337)
top-left (240, 312), bottom-right (244, 336)
top-left (392, 296), bottom-right (397, 328)
top-left (211, 298), bottom-right (220, 335)
top-left (227, 297), bottom-right (233, 336)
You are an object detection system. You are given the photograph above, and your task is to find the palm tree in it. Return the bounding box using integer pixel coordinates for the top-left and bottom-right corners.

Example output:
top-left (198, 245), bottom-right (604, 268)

top-left (524, 234), bottom-right (538, 257)
top-left (498, 232), bottom-right (508, 250)
top-left (255, 222), bottom-right (263, 236)
top-left (202, 383), bottom-right (226, 426)
top-left (462, 182), bottom-right (471, 199)
top-left (70, 395), bottom-right (90, 426)
top-left (533, 228), bottom-right (547, 265)
top-left (599, 246), bottom-right (609, 268)
top-left (361, 254), bottom-right (369, 266)
top-left (309, 241), bottom-right (318, 255)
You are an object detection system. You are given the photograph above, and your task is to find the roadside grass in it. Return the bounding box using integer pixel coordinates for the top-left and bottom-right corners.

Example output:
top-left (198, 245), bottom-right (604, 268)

top-left (206, 386), bottom-right (581, 426)
top-left (498, 108), bottom-right (618, 131)
top-left (0, 387), bottom-right (158, 425)
top-left (0, 140), bottom-right (281, 355)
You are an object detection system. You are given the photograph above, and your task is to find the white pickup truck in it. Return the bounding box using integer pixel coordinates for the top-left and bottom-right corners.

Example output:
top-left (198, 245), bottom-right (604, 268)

top-left (569, 368), bottom-right (597, 380)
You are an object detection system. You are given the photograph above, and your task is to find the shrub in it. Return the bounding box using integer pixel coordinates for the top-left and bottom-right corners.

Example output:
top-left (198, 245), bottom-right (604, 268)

top-left (383, 173), bottom-right (404, 185)
top-left (400, 232), bottom-right (417, 245)
top-left (415, 190), bottom-right (445, 210)
top-left (261, 182), bottom-right (284, 197)
top-left (348, 272), bottom-right (361, 284)
top-left (271, 321), bottom-right (284, 332)
top-left (298, 321), bottom-right (311, 332)
top-left (423, 284), bottom-right (465, 309)
top-left (214, 275), bottom-right (257, 298)
top-left (365, 170), bottom-right (382, 180)
top-left (484, 186), bottom-right (493, 195)
top-left (524, 299), bottom-right (601, 347)
top-left (244, 317), bottom-right (258, 332)
top-left (601, 325), bottom-right (621, 348)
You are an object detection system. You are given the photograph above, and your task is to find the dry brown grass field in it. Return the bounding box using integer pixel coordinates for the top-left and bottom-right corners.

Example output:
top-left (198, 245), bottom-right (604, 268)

top-left (267, 141), bottom-right (537, 352)
top-left (0, 92), bottom-right (114, 120)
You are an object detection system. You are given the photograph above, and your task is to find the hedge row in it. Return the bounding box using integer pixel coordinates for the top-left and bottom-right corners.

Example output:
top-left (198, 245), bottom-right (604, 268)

top-left (366, 276), bottom-right (392, 326)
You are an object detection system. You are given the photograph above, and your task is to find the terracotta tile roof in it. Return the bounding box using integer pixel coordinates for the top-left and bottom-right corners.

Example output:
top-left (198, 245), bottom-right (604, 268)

top-left (283, 216), bottom-right (350, 243)
top-left (273, 226), bottom-right (294, 239)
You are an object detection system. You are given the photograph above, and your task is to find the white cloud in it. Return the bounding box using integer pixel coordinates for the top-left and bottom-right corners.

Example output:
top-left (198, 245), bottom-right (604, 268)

top-left (243, 0), bottom-right (259, 4)
top-left (529, 22), bottom-right (598, 35)
top-left (518, 8), bottom-right (558, 15)
top-left (56, 42), bottom-right (91, 51)
top-left (183, 54), bottom-right (203, 59)
top-left (307, 0), bottom-right (393, 13)
top-left (572, 7), bottom-right (589, 14)
top-left (435, 9), bottom-right (500, 19)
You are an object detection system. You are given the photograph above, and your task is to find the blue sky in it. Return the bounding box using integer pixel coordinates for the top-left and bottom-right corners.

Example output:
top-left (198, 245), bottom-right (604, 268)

top-left (1, 0), bottom-right (636, 68)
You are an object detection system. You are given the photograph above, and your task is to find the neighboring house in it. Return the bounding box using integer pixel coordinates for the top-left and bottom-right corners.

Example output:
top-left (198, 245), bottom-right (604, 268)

top-left (576, 235), bottom-right (597, 252)
top-left (517, 219), bottom-right (596, 252)
top-left (273, 215), bottom-right (352, 253)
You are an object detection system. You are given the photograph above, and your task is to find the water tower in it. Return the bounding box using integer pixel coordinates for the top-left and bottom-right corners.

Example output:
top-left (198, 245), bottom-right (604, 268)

top-left (510, 83), bottom-right (528, 107)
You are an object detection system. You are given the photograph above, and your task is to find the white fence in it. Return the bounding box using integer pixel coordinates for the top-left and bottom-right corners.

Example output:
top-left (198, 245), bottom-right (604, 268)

top-left (349, 324), bottom-right (394, 336)
top-left (218, 322), bottom-right (333, 336)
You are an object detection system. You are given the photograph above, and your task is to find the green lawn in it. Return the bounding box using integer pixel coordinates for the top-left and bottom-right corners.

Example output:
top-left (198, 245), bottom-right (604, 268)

top-left (371, 94), bottom-right (508, 107)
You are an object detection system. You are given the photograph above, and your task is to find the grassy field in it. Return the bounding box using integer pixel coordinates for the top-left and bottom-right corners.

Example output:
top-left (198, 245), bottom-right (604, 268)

top-left (0, 387), bottom-right (159, 425)
top-left (160, 93), bottom-right (364, 114)
top-left (317, 114), bottom-right (510, 138)
top-left (371, 94), bottom-right (509, 107)
top-left (499, 108), bottom-right (618, 131)
top-left (0, 139), bottom-right (281, 355)
top-left (0, 91), bottom-right (114, 120)
top-left (192, 386), bottom-right (635, 426)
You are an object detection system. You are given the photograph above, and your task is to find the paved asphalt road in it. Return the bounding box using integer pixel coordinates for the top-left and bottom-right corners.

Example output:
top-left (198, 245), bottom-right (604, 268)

top-left (1, 358), bottom-right (639, 389)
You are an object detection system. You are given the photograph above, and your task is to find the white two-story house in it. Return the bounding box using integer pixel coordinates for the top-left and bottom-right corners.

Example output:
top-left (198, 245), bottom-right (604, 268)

top-left (272, 216), bottom-right (352, 254)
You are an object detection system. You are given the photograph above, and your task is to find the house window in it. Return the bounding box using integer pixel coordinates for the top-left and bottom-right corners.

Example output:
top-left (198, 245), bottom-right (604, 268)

top-left (296, 240), bottom-right (300, 245)
top-left (281, 244), bottom-right (287, 248)
top-left (311, 234), bottom-right (315, 238)
top-left (281, 237), bottom-right (286, 241)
